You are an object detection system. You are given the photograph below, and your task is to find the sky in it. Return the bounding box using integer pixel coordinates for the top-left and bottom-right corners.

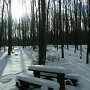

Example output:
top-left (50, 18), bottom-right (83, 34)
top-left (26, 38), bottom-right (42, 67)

top-left (11, 0), bottom-right (23, 20)
top-left (11, 0), bottom-right (31, 20)
top-left (0, 0), bottom-right (88, 21)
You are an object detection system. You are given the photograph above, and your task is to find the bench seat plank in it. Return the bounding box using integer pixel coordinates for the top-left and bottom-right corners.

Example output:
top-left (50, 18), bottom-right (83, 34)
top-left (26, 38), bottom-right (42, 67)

top-left (16, 74), bottom-right (60, 90)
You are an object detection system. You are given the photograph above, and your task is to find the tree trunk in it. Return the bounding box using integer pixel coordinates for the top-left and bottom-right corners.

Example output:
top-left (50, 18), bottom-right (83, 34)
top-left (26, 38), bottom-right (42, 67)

top-left (0, 0), bottom-right (4, 50)
top-left (59, 0), bottom-right (64, 58)
top-left (8, 0), bottom-right (12, 55)
top-left (74, 0), bottom-right (78, 53)
top-left (86, 0), bottom-right (90, 64)
top-left (38, 0), bottom-right (46, 65)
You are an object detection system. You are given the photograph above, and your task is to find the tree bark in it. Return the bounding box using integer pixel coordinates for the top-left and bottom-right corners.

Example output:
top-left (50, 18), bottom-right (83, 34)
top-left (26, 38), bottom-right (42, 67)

top-left (38, 0), bottom-right (46, 65)
top-left (59, 0), bottom-right (64, 58)
top-left (0, 0), bottom-right (4, 50)
top-left (86, 0), bottom-right (90, 64)
top-left (8, 0), bottom-right (12, 55)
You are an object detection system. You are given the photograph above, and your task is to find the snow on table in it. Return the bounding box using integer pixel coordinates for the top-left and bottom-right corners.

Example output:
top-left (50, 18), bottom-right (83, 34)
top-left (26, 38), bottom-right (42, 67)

top-left (28, 65), bottom-right (72, 74)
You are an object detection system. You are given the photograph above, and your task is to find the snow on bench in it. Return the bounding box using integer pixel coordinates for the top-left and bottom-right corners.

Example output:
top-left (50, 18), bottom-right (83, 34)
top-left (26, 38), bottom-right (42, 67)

top-left (65, 74), bottom-right (80, 80)
top-left (41, 73), bottom-right (79, 85)
top-left (40, 73), bottom-right (79, 86)
top-left (65, 74), bottom-right (80, 86)
top-left (16, 74), bottom-right (60, 90)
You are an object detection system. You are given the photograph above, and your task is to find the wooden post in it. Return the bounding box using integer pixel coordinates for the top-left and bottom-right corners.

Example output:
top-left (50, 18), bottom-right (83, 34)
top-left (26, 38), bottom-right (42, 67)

top-left (34, 71), bottom-right (40, 78)
top-left (57, 73), bottom-right (65, 90)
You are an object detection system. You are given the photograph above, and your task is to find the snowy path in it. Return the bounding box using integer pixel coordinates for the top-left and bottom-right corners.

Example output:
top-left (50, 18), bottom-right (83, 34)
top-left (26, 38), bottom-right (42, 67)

top-left (0, 47), bottom-right (34, 90)
top-left (1, 47), bottom-right (33, 76)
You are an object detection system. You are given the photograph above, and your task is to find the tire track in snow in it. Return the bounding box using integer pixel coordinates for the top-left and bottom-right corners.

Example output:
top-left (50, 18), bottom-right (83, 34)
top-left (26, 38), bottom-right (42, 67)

top-left (65, 55), bottom-right (90, 81)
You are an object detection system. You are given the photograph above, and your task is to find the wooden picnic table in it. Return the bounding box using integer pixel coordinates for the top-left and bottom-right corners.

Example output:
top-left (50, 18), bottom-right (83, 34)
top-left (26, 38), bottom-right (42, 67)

top-left (28, 65), bottom-right (71, 90)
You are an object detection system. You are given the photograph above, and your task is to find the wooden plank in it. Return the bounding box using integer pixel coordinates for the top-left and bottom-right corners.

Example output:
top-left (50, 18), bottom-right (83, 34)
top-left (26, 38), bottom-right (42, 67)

top-left (16, 75), bottom-right (60, 90)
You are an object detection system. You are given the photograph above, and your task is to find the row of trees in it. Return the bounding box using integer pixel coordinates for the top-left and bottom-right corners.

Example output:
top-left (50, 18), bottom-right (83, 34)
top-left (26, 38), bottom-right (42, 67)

top-left (0, 0), bottom-right (12, 55)
top-left (0, 0), bottom-right (90, 64)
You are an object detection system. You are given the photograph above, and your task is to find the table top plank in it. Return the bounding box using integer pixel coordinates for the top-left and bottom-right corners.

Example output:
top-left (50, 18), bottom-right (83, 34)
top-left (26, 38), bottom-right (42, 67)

top-left (28, 65), bottom-right (71, 74)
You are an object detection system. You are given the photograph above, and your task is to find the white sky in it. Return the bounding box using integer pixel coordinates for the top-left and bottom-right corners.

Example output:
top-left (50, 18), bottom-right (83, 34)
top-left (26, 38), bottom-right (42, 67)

top-left (11, 0), bottom-right (31, 20)
top-left (12, 0), bottom-right (23, 19)
top-left (0, 0), bottom-right (88, 21)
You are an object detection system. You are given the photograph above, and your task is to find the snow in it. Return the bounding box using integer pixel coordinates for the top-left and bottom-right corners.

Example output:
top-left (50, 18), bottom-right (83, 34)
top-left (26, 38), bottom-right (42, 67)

top-left (41, 86), bottom-right (48, 90)
top-left (28, 65), bottom-right (72, 74)
top-left (0, 45), bottom-right (90, 90)
top-left (65, 74), bottom-right (80, 80)
top-left (16, 74), bottom-right (60, 90)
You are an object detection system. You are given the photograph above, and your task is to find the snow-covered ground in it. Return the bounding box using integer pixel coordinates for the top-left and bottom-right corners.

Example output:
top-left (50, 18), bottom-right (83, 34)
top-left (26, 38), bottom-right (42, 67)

top-left (0, 45), bottom-right (90, 90)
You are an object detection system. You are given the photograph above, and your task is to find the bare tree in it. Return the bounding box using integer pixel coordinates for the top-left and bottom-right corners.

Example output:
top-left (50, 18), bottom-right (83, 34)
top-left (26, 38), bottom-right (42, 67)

top-left (86, 0), bottom-right (90, 64)
top-left (65, 0), bottom-right (69, 50)
top-left (59, 0), bottom-right (64, 58)
top-left (79, 0), bottom-right (82, 59)
top-left (74, 0), bottom-right (79, 53)
top-left (38, 0), bottom-right (46, 65)
top-left (8, 0), bottom-right (12, 55)
top-left (0, 0), bottom-right (4, 50)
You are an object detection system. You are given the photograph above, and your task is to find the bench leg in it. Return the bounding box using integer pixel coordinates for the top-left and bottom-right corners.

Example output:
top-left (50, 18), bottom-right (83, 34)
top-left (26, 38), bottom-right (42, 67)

top-left (57, 74), bottom-right (65, 90)
top-left (16, 80), bottom-right (30, 90)
top-left (48, 88), bottom-right (53, 90)
top-left (34, 71), bottom-right (40, 77)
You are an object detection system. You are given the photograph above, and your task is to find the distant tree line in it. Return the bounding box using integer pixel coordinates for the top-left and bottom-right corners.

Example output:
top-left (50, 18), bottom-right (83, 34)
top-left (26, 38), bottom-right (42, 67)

top-left (4, 29), bottom-right (88, 46)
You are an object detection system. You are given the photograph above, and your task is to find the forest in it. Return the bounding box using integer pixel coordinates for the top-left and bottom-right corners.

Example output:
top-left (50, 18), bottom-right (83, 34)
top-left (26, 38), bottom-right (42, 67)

top-left (0, 0), bottom-right (90, 65)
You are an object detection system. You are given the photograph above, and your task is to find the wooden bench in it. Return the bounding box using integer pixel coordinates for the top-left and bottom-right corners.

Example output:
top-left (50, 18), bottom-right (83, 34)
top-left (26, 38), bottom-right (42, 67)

top-left (65, 74), bottom-right (79, 86)
top-left (16, 74), bottom-right (60, 90)
top-left (40, 73), bottom-right (79, 86)
top-left (28, 65), bottom-right (72, 90)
